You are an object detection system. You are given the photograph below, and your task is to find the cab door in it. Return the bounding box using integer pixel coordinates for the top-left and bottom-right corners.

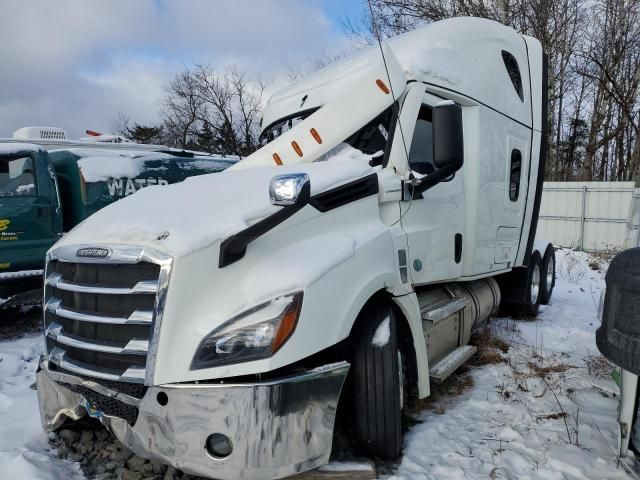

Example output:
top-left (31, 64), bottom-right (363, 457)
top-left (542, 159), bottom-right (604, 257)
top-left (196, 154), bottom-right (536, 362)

top-left (399, 91), bottom-right (465, 285)
top-left (0, 152), bottom-right (55, 272)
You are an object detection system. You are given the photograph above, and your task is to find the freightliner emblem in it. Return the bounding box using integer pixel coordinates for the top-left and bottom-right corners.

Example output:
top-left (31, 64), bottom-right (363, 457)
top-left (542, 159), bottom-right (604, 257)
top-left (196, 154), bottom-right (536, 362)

top-left (76, 247), bottom-right (110, 259)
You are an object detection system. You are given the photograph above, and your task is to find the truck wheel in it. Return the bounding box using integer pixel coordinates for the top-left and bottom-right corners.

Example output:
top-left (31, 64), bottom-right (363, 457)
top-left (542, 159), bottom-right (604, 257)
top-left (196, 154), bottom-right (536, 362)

top-left (540, 246), bottom-right (555, 305)
top-left (352, 300), bottom-right (403, 459)
top-left (521, 251), bottom-right (543, 317)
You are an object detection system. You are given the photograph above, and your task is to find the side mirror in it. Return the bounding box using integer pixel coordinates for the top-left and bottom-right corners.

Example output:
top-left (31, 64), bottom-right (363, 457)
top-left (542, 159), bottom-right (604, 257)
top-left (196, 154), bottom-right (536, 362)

top-left (414, 101), bottom-right (464, 195)
top-left (433, 101), bottom-right (464, 170)
top-left (219, 173), bottom-right (310, 268)
top-left (269, 173), bottom-right (310, 206)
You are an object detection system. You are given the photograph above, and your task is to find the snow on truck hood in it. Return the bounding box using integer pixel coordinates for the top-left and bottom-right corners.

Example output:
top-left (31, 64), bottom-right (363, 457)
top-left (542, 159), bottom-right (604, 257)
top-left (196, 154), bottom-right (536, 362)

top-left (58, 158), bottom-right (374, 257)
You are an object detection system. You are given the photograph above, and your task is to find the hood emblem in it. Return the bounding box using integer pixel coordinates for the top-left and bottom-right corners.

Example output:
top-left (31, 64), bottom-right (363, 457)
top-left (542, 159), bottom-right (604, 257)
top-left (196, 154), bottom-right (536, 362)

top-left (76, 247), bottom-right (110, 259)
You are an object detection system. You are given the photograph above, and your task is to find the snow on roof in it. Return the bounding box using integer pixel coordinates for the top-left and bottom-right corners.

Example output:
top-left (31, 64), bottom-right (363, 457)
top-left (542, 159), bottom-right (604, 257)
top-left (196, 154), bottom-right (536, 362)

top-left (55, 148), bottom-right (175, 183)
top-left (0, 142), bottom-right (43, 155)
top-left (263, 17), bottom-right (534, 129)
top-left (51, 148), bottom-right (234, 183)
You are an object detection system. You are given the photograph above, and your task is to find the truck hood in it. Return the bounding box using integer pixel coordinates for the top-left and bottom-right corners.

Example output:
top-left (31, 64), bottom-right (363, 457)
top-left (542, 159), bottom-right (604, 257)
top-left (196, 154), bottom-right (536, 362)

top-left (57, 158), bottom-right (375, 258)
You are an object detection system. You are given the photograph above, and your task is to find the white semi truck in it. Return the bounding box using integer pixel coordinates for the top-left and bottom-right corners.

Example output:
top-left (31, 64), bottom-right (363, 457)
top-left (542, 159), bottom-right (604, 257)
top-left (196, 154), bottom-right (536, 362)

top-left (36, 17), bottom-right (556, 479)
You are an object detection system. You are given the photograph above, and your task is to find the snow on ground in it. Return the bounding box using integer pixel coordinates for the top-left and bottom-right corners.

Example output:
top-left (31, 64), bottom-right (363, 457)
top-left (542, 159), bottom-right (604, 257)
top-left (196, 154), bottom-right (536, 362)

top-left (0, 334), bottom-right (81, 478)
top-left (390, 249), bottom-right (637, 480)
top-left (0, 249), bottom-right (637, 479)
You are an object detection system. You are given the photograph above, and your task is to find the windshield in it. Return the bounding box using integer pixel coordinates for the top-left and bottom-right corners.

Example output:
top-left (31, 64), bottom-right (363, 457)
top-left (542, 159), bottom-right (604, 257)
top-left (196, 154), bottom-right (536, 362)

top-left (259, 109), bottom-right (317, 146)
top-left (261, 106), bottom-right (394, 165)
top-left (315, 106), bottom-right (393, 164)
top-left (0, 155), bottom-right (37, 197)
top-left (343, 107), bottom-right (392, 156)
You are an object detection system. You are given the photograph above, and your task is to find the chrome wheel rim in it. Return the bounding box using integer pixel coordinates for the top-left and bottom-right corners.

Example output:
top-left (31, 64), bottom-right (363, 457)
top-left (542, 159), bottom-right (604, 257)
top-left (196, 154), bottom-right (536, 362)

top-left (545, 256), bottom-right (554, 289)
top-left (530, 264), bottom-right (541, 304)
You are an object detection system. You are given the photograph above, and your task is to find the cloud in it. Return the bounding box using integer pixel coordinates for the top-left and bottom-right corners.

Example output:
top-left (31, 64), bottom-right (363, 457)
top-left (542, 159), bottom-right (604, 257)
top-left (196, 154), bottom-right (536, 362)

top-left (0, 0), bottom-right (350, 139)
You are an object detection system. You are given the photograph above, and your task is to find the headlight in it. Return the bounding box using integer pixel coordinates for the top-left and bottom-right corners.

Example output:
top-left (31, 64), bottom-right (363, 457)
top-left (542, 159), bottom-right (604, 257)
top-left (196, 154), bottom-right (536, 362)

top-left (190, 292), bottom-right (303, 369)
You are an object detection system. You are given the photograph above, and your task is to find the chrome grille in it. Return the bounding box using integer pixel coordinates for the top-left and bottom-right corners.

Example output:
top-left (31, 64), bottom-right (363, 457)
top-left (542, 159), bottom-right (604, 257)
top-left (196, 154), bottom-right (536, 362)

top-left (43, 245), bottom-right (172, 385)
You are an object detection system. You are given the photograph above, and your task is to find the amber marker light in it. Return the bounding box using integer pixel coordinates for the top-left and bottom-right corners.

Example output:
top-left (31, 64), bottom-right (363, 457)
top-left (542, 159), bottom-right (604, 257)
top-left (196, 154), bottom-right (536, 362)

top-left (310, 128), bottom-right (322, 144)
top-left (273, 153), bottom-right (283, 165)
top-left (291, 141), bottom-right (303, 157)
top-left (271, 293), bottom-right (303, 353)
top-left (376, 79), bottom-right (390, 94)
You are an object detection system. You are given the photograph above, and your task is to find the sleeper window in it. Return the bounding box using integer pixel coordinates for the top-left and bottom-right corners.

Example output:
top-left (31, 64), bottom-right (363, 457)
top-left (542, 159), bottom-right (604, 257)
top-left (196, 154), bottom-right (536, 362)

top-left (510, 149), bottom-right (522, 202)
top-left (409, 105), bottom-right (434, 175)
top-left (502, 50), bottom-right (524, 102)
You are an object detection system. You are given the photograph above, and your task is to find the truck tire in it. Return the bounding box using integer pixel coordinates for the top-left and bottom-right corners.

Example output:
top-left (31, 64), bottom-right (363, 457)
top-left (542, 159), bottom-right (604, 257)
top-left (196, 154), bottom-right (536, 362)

top-left (352, 300), bottom-right (403, 459)
top-left (540, 245), bottom-right (555, 305)
top-left (521, 251), bottom-right (543, 317)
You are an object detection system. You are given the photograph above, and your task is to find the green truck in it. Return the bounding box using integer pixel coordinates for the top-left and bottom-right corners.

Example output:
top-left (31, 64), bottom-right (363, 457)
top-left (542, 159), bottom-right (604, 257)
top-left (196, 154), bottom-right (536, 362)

top-left (0, 143), bottom-right (235, 298)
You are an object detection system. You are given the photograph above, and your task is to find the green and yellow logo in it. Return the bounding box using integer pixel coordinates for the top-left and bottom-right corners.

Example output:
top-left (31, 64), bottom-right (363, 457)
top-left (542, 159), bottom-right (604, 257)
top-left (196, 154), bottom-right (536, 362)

top-left (0, 219), bottom-right (9, 232)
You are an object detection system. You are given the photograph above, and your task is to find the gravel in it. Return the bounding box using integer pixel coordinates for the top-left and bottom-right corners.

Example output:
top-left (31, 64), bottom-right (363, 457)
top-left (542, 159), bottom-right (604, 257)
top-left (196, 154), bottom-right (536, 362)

top-left (50, 421), bottom-right (386, 479)
top-left (0, 289), bottom-right (43, 340)
top-left (51, 425), bottom-right (205, 480)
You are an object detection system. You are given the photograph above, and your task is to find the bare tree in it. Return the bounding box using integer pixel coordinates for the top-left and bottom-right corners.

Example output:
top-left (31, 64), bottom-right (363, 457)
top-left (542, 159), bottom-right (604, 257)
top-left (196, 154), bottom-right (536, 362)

top-left (158, 65), bottom-right (267, 155)
top-left (111, 111), bottom-right (132, 137)
top-left (162, 67), bottom-right (207, 148)
top-left (352, 0), bottom-right (640, 182)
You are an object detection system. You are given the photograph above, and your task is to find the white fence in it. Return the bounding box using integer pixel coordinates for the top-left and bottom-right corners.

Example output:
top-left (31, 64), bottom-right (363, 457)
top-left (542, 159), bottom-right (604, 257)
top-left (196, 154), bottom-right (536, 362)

top-left (537, 181), bottom-right (638, 252)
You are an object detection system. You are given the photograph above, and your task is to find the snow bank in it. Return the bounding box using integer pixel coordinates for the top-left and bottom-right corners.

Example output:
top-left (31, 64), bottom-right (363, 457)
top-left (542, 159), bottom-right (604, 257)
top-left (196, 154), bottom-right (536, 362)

top-left (0, 336), bottom-right (81, 479)
top-left (61, 158), bottom-right (373, 257)
top-left (388, 249), bottom-right (636, 480)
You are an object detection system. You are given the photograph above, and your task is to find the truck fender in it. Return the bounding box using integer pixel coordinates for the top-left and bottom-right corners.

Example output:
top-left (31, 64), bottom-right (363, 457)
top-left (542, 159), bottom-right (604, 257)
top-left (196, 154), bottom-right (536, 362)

top-left (392, 293), bottom-right (430, 399)
top-left (343, 285), bottom-right (430, 400)
top-left (336, 271), bottom-right (398, 343)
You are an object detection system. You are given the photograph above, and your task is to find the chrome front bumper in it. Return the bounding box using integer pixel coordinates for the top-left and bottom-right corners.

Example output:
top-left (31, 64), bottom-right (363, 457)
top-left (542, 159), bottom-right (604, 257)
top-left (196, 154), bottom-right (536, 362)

top-left (36, 358), bottom-right (349, 480)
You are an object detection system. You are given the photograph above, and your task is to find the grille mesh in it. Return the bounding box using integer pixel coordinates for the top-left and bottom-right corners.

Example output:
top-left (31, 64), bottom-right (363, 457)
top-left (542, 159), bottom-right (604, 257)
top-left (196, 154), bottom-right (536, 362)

top-left (51, 288), bottom-right (155, 317)
top-left (61, 382), bottom-right (141, 426)
top-left (49, 261), bottom-right (160, 288)
top-left (45, 311), bottom-right (150, 344)
top-left (45, 257), bottom-right (161, 382)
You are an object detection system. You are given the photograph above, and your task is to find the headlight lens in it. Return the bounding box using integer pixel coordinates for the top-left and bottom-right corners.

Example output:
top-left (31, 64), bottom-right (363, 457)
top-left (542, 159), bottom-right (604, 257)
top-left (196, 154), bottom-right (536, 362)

top-left (190, 292), bottom-right (303, 369)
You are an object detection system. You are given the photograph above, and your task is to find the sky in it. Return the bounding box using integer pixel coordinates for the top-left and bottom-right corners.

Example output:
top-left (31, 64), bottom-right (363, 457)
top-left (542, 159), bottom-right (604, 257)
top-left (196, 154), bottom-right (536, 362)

top-left (0, 0), bottom-right (368, 139)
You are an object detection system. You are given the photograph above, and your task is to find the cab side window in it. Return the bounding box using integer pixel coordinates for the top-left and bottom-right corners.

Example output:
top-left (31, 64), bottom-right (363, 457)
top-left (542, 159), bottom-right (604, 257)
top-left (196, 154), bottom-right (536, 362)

top-left (0, 155), bottom-right (37, 197)
top-left (409, 105), bottom-right (434, 175)
top-left (509, 149), bottom-right (522, 202)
